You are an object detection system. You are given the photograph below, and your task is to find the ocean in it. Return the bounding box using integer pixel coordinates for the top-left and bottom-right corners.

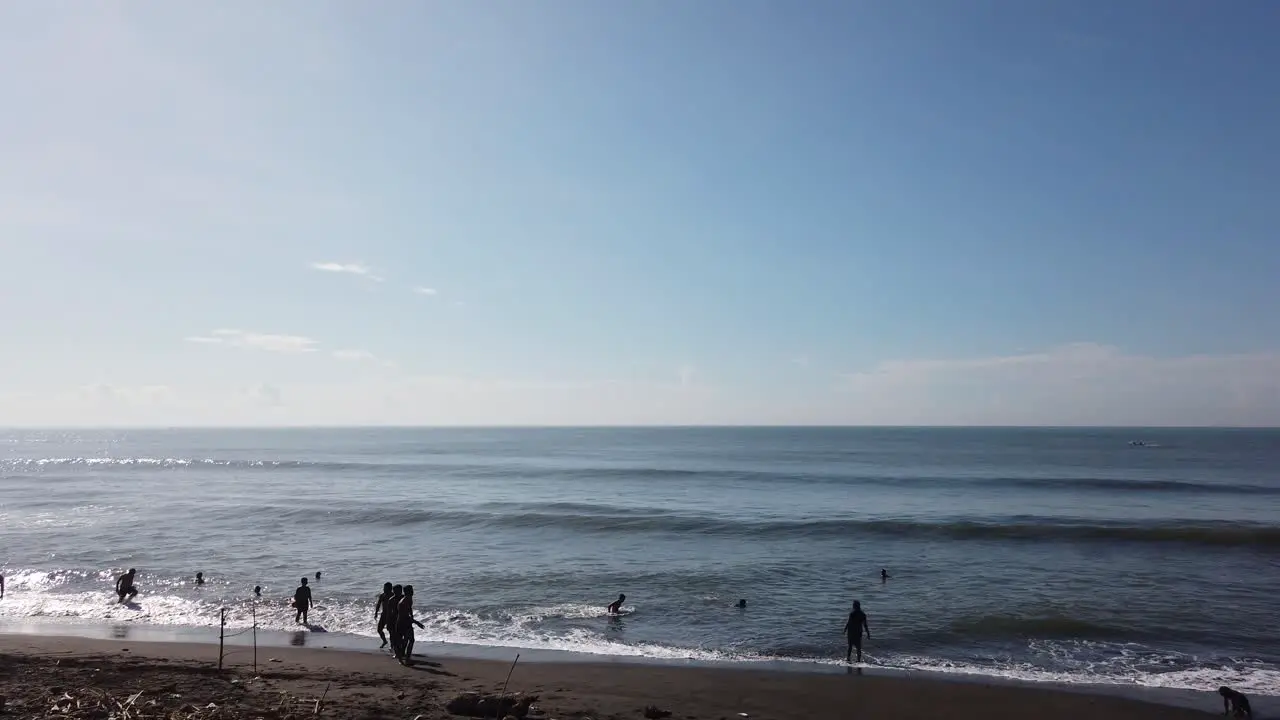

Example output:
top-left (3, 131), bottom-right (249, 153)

top-left (1, 427), bottom-right (1277, 694)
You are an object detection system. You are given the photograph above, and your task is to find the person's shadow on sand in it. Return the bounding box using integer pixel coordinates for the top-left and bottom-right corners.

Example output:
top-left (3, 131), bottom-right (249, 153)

top-left (404, 658), bottom-right (453, 677)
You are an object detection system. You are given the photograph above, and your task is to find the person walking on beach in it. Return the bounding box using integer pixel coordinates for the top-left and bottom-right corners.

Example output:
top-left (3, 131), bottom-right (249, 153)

top-left (375, 582), bottom-right (394, 648)
top-left (293, 577), bottom-right (314, 625)
top-left (1219, 686), bottom-right (1252, 718)
top-left (843, 600), bottom-right (871, 663)
top-left (115, 569), bottom-right (138, 604)
top-left (386, 585), bottom-right (405, 655)
top-left (607, 593), bottom-right (626, 615)
top-left (395, 584), bottom-right (426, 665)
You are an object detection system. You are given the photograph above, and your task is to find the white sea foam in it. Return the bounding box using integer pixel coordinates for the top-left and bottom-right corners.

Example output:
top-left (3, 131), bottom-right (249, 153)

top-left (1, 586), bottom-right (1277, 696)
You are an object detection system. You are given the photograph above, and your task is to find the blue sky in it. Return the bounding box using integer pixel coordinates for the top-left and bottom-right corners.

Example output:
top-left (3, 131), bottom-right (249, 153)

top-left (2, 1), bottom-right (1278, 426)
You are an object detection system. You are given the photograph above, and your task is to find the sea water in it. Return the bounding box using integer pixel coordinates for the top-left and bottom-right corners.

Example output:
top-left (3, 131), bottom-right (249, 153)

top-left (1, 427), bottom-right (1277, 694)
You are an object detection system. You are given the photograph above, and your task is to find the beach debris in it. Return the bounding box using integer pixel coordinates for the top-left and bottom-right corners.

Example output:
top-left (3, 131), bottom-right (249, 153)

top-left (643, 706), bottom-right (673, 719)
top-left (445, 692), bottom-right (540, 718)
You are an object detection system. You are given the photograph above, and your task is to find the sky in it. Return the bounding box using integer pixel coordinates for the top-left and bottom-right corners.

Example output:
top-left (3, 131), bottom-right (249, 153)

top-left (1, 1), bottom-right (1278, 427)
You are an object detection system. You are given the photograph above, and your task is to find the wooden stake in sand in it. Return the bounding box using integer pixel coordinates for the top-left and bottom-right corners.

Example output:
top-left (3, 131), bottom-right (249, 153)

top-left (495, 653), bottom-right (520, 717)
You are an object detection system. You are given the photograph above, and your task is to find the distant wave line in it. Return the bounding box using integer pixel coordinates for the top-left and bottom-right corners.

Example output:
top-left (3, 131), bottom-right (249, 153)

top-left (3, 457), bottom-right (1275, 496)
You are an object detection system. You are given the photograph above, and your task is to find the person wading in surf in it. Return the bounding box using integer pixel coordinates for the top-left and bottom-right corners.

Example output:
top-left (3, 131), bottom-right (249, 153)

top-left (843, 600), bottom-right (871, 663)
top-left (374, 582), bottom-right (394, 648)
top-left (607, 593), bottom-right (626, 615)
top-left (1219, 687), bottom-right (1253, 718)
top-left (293, 577), bottom-right (313, 625)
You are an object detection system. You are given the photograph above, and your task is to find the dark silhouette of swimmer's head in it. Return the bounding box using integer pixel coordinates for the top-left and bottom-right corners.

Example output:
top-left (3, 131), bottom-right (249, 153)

top-left (737, 599), bottom-right (747, 609)
top-left (253, 585), bottom-right (262, 596)
top-left (618, 594), bottom-right (626, 601)
top-left (315, 571), bottom-right (322, 580)
top-left (127, 568), bottom-right (136, 576)
top-left (196, 572), bottom-right (204, 584)
top-left (404, 584), bottom-right (414, 598)
top-left (383, 582), bottom-right (393, 593)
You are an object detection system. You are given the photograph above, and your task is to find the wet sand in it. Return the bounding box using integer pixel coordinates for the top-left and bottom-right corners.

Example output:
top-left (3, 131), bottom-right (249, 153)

top-left (0, 634), bottom-right (1218, 719)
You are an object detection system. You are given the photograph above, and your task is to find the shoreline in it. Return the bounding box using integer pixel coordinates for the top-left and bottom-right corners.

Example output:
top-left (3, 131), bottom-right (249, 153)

top-left (0, 618), bottom-right (1231, 714)
top-left (0, 632), bottom-right (1224, 720)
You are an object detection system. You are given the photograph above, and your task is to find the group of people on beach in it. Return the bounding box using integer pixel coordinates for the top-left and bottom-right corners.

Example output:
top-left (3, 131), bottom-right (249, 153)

top-left (374, 582), bottom-right (426, 666)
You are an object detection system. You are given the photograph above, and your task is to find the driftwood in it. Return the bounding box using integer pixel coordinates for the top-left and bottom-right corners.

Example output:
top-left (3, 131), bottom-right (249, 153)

top-left (445, 691), bottom-right (539, 718)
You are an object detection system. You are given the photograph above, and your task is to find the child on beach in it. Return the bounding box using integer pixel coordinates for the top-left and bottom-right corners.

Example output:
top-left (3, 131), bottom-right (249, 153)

top-left (1219, 687), bottom-right (1252, 718)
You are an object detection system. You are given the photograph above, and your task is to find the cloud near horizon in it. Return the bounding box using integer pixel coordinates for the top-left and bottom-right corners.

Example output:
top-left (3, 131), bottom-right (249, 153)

top-left (3, 343), bottom-right (1279, 427)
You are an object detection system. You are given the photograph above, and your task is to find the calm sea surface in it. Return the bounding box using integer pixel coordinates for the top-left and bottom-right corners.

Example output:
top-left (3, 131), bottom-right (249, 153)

top-left (2, 427), bottom-right (1277, 693)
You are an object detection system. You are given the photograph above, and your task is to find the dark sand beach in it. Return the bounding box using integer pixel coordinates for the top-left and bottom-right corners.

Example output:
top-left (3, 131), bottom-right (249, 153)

top-left (0, 634), bottom-right (1218, 719)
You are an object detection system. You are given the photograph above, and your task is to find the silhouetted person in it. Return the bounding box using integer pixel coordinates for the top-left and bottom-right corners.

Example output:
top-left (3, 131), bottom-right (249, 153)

top-left (253, 585), bottom-right (262, 598)
top-left (315, 571), bottom-right (322, 580)
top-left (607, 593), bottom-right (626, 614)
top-left (293, 577), bottom-right (313, 625)
top-left (115, 569), bottom-right (138, 604)
top-left (843, 600), bottom-right (871, 663)
top-left (881, 569), bottom-right (890, 583)
top-left (386, 585), bottom-right (404, 655)
top-left (1219, 687), bottom-right (1252, 718)
top-left (395, 584), bottom-right (426, 665)
top-left (737, 599), bottom-right (747, 609)
top-left (375, 582), bottom-right (394, 648)
top-left (195, 572), bottom-right (205, 586)
top-left (1, 573), bottom-right (5, 599)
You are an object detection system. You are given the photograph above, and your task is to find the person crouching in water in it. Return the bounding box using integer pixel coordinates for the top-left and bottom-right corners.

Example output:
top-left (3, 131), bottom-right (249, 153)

top-left (395, 584), bottom-right (426, 666)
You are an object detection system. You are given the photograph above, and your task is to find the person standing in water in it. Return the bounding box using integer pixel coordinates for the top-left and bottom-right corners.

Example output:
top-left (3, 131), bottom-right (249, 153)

top-left (374, 582), bottom-right (394, 648)
top-left (395, 585), bottom-right (426, 665)
top-left (843, 600), bottom-right (871, 663)
top-left (293, 577), bottom-right (313, 625)
top-left (880, 569), bottom-right (890, 583)
top-left (115, 569), bottom-right (138, 604)
top-left (1, 573), bottom-right (5, 599)
top-left (607, 593), bottom-right (626, 615)
top-left (195, 572), bottom-right (205, 586)
top-left (253, 585), bottom-right (262, 598)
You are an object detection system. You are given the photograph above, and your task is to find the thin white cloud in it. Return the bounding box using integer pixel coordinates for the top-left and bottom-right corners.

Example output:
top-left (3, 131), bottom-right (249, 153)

top-left (309, 262), bottom-right (383, 282)
top-left (185, 329), bottom-right (318, 353)
top-left (413, 286), bottom-right (438, 296)
top-left (836, 343), bottom-right (1280, 426)
top-left (332, 349), bottom-right (377, 362)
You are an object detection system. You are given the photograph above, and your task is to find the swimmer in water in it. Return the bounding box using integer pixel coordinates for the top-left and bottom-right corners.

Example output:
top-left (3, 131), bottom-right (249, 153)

top-left (881, 569), bottom-right (890, 582)
top-left (607, 593), bottom-right (626, 615)
top-left (253, 585), bottom-right (262, 598)
top-left (315, 571), bottom-right (322, 581)
top-left (1219, 687), bottom-right (1252, 718)
top-left (195, 572), bottom-right (205, 586)
top-left (737, 599), bottom-right (747, 609)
